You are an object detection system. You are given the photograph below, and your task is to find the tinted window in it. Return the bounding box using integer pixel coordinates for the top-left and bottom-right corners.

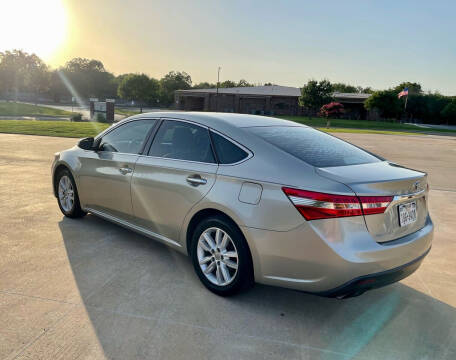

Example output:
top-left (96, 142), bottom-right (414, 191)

top-left (149, 120), bottom-right (215, 163)
top-left (246, 126), bottom-right (381, 167)
top-left (211, 132), bottom-right (248, 164)
top-left (99, 119), bottom-right (156, 154)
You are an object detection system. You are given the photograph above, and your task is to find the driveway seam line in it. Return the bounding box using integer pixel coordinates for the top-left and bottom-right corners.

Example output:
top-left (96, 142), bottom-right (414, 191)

top-left (9, 307), bottom-right (76, 360)
top-left (0, 290), bottom-right (81, 306)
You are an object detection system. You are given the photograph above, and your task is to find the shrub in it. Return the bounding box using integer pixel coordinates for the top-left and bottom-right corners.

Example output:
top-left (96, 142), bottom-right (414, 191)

top-left (319, 102), bottom-right (344, 128)
top-left (95, 113), bottom-right (108, 123)
top-left (95, 112), bottom-right (108, 123)
top-left (319, 102), bottom-right (344, 118)
top-left (365, 90), bottom-right (401, 120)
top-left (70, 113), bottom-right (82, 122)
top-left (441, 100), bottom-right (456, 125)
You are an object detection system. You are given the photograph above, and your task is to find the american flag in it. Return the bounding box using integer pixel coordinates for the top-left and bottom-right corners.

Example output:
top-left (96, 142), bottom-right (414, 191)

top-left (398, 87), bottom-right (409, 98)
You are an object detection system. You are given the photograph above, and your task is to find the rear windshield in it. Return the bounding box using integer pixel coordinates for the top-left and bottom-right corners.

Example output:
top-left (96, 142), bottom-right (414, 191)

top-left (246, 126), bottom-right (381, 168)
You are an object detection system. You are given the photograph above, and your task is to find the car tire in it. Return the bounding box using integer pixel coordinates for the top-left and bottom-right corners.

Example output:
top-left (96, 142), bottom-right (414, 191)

top-left (191, 215), bottom-right (254, 296)
top-left (55, 168), bottom-right (86, 218)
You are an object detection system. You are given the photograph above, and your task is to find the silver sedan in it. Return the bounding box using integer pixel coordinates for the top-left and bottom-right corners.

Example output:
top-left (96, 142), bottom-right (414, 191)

top-left (52, 112), bottom-right (433, 297)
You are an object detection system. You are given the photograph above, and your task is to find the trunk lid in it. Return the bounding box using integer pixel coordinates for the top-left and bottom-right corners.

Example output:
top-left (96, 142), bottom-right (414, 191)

top-left (317, 161), bottom-right (429, 243)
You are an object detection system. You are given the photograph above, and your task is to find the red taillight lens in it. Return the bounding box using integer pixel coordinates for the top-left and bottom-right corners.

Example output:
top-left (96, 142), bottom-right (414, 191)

top-left (282, 187), bottom-right (393, 220)
top-left (358, 196), bottom-right (393, 215)
top-left (282, 187), bottom-right (362, 220)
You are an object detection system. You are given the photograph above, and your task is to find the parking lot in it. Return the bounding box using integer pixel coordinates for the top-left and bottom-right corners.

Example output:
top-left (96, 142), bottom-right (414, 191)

top-left (1, 132), bottom-right (455, 360)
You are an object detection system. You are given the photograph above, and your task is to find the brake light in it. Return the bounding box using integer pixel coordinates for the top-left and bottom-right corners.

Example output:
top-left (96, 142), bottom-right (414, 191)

top-left (282, 187), bottom-right (362, 220)
top-left (358, 196), bottom-right (393, 215)
top-left (282, 187), bottom-right (392, 220)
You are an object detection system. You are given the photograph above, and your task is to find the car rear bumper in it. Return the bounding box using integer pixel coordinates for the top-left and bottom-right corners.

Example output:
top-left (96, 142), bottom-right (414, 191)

top-left (317, 246), bottom-right (431, 298)
top-left (242, 215), bottom-right (433, 294)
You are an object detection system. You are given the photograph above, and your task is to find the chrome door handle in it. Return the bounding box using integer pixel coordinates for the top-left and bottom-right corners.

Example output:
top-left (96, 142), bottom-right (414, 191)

top-left (119, 167), bottom-right (133, 175)
top-left (186, 175), bottom-right (207, 186)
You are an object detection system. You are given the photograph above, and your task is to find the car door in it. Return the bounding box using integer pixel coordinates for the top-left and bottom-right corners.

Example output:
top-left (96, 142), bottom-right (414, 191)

top-left (131, 119), bottom-right (218, 243)
top-left (78, 119), bottom-right (158, 220)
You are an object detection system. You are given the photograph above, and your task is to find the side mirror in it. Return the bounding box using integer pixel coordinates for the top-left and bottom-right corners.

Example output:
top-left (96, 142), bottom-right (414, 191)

top-left (78, 137), bottom-right (95, 150)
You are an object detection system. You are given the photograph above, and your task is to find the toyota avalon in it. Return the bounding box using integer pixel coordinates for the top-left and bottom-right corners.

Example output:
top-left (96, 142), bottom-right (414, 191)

top-left (52, 112), bottom-right (433, 298)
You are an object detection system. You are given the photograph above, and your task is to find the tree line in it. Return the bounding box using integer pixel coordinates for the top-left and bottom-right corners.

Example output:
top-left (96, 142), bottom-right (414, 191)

top-left (0, 50), bottom-right (257, 108)
top-left (299, 80), bottom-right (456, 124)
top-left (1, 49), bottom-right (454, 123)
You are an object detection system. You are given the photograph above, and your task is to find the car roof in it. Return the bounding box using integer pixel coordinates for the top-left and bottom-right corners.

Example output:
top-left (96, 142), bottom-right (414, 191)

top-left (128, 111), bottom-right (305, 129)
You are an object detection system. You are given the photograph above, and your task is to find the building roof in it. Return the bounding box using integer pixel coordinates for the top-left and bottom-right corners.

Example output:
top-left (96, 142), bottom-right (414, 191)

top-left (128, 111), bottom-right (303, 129)
top-left (176, 86), bottom-right (371, 102)
top-left (176, 85), bottom-right (301, 97)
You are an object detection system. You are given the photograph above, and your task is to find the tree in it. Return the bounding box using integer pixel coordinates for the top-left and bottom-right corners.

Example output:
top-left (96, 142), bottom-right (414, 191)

top-left (219, 80), bottom-right (236, 88)
top-left (393, 82), bottom-right (422, 95)
top-left (357, 86), bottom-right (374, 94)
top-left (0, 50), bottom-right (50, 99)
top-left (118, 74), bottom-right (159, 112)
top-left (48, 70), bottom-right (68, 102)
top-left (320, 102), bottom-right (344, 117)
top-left (441, 99), bottom-right (456, 125)
top-left (364, 90), bottom-right (401, 120)
top-left (159, 71), bottom-right (192, 106)
top-left (405, 94), bottom-right (427, 121)
top-left (299, 80), bottom-right (333, 113)
top-left (237, 79), bottom-right (253, 87)
top-left (193, 82), bottom-right (216, 89)
top-left (332, 83), bottom-right (358, 93)
top-left (424, 93), bottom-right (451, 124)
top-left (319, 102), bottom-right (344, 127)
top-left (61, 57), bottom-right (116, 99)
top-left (28, 62), bottom-right (50, 104)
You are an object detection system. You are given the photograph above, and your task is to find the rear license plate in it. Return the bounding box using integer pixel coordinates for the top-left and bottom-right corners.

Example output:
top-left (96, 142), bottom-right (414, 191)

top-left (398, 201), bottom-right (417, 227)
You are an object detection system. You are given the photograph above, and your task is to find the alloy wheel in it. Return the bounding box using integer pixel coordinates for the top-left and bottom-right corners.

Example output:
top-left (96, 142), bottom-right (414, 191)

top-left (58, 175), bottom-right (74, 212)
top-left (197, 227), bottom-right (239, 286)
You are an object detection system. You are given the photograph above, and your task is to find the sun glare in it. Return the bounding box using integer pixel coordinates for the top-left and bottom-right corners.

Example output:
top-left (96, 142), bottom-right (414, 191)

top-left (0, 0), bottom-right (67, 61)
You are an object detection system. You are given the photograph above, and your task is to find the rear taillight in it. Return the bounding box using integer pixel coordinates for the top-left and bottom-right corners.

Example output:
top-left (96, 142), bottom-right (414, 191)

top-left (282, 187), bottom-right (393, 220)
top-left (282, 187), bottom-right (362, 220)
top-left (358, 196), bottom-right (393, 215)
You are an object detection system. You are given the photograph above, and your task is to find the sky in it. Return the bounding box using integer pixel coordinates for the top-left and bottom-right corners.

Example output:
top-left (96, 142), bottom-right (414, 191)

top-left (1, 0), bottom-right (455, 94)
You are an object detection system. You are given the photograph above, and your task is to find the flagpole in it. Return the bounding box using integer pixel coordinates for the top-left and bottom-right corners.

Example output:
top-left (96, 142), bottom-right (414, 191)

top-left (404, 93), bottom-right (408, 111)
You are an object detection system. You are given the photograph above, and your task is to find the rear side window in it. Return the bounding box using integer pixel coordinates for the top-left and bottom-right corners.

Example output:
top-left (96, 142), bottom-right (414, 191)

top-left (211, 132), bottom-right (249, 164)
top-left (149, 120), bottom-right (215, 163)
top-left (246, 126), bottom-right (381, 168)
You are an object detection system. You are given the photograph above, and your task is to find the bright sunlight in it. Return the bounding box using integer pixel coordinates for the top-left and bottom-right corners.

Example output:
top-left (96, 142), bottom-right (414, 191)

top-left (0, 0), bottom-right (67, 61)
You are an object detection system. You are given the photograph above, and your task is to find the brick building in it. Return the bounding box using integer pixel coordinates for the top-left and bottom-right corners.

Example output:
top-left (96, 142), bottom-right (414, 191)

top-left (175, 85), bottom-right (371, 118)
top-left (175, 86), bottom-right (301, 116)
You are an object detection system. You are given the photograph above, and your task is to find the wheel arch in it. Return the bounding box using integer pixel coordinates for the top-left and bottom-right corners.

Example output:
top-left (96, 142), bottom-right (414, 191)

top-left (52, 162), bottom-right (76, 198)
top-left (185, 208), bottom-right (255, 278)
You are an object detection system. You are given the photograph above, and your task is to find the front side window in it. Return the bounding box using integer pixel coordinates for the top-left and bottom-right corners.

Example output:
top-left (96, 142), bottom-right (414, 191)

top-left (210, 131), bottom-right (249, 164)
top-left (149, 120), bottom-right (215, 163)
top-left (98, 119), bottom-right (157, 154)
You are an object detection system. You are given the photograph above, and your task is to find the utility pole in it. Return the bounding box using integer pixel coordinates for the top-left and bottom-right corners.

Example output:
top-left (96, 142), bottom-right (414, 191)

top-left (216, 66), bottom-right (221, 112)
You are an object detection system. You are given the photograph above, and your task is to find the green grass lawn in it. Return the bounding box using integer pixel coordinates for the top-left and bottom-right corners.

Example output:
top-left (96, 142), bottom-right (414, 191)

top-left (115, 108), bottom-right (141, 117)
top-left (280, 116), bottom-right (456, 134)
top-left (0, 116), bottom-right (454, 139)
top-left (0, 120), bottom-right (110, 138)
top-left (0, 102), bottom-right (74, 117)
top-left (317, 128), bottom-right (414, 136)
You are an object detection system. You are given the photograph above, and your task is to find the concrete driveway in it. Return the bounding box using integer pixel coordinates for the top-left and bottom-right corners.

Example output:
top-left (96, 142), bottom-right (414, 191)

top-left (0, 132), bottom-right (455, 360)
